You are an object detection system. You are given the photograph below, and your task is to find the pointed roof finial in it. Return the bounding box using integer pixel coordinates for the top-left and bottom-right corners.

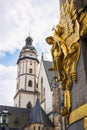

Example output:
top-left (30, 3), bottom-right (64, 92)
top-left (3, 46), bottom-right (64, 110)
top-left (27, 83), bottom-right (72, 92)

top-left (29, 32), bottom-right (30, 36)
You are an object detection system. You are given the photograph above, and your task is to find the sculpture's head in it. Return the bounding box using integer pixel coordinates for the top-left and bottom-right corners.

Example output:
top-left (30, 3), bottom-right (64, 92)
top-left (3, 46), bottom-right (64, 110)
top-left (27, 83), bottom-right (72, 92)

top-left (45, 36), bottom-right (54, 45)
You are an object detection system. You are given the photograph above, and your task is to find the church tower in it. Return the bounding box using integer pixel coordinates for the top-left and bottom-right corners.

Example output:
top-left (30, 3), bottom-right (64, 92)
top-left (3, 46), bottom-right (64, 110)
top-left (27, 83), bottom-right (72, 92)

top-left (14, 35), bottom-right (39, 108)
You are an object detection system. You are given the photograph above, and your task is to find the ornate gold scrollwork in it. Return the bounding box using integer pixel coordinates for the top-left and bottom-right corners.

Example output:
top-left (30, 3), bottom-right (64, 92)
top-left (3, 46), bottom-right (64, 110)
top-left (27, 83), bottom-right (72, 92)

top-left (79, 12), bottom-right (87, 37)
top-left (46, 0), bottom-right (87, 121)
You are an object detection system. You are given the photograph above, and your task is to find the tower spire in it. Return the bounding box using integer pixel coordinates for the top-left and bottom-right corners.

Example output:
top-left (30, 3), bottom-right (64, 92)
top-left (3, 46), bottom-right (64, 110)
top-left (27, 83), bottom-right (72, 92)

top-left (14, 34), bottom-right (39, 108)
top-left (29, 32), bottom-right (30, 36)
top-left (25, 33), bottom-right (33, 46)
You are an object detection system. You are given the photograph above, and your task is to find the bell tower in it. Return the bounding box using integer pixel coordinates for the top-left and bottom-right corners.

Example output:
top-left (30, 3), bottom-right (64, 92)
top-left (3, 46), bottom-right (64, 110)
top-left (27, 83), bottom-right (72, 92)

top-left (14, 35), bottom-right (39, 108)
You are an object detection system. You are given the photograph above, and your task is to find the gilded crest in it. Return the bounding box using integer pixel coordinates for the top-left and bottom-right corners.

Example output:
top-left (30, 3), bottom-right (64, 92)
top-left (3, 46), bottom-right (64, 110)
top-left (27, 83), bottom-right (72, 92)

top-left (46, 0), bottom-right (87, 119)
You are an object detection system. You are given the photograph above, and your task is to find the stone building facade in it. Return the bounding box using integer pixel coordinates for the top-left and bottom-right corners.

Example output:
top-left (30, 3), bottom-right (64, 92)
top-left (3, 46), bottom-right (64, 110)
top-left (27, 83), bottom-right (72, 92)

top-left (14, 36), bottom-right (39, 108)
top-left (13, 35), bottom-right (62, 130)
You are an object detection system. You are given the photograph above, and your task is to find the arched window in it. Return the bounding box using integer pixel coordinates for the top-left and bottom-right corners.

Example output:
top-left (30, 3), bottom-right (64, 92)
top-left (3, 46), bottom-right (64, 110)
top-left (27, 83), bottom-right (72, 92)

top-left (41, 77), bottom-right (43, 89)
top-left (27, 101), bottom-right (32, 108)
top-left (29, 68), bottom-right (32, 73)
top-left (28, 80), bottom-right (32, 87)
top-left (41, 77), bottom-right (43, 101)
top-left (41, 77), bottom-right (43, 84)
top-left (34, 126), bottom-right (35, 130)
top-left (38, 126), bottom-right (40, 130)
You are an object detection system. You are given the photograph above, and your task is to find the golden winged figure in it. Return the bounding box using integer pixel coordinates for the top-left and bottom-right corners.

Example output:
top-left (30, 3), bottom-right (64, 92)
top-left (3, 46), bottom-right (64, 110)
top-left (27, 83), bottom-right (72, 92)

top-left (54, 0), bottom-right (81, 82)
top-left (46, 0), bottom-right (87, 117)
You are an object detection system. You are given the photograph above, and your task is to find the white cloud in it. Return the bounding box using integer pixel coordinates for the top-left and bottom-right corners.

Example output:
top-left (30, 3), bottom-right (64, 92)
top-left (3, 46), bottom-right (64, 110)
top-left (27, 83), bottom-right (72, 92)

top-left (0, 0), bottom-right (60, 105)
top-left (0, 0), bottom-right (60, 56)
top-left (0, 64), bottom-right (17, 106)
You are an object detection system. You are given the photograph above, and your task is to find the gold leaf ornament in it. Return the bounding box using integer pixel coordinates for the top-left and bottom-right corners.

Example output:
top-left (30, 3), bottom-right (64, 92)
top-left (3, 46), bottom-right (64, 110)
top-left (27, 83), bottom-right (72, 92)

top-left (46, 0), bottom-right (87, 119)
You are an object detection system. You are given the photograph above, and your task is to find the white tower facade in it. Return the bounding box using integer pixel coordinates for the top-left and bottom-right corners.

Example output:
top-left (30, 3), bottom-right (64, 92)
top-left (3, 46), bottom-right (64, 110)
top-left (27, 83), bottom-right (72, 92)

top-left (14, 36), bottom-right (39, 108)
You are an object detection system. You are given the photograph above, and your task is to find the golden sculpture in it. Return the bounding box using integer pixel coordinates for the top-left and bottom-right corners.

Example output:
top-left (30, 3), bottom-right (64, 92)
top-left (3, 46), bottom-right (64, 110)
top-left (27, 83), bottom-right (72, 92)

top-left (46, 0), bottom-right (87, 119)
top-left (46, 36), bottom-right (63, 81)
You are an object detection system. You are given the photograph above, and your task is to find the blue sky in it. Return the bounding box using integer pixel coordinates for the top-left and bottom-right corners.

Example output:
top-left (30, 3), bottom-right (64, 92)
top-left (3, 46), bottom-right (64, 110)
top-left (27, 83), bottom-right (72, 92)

top-left (0, 50), bottom-right (19, 66)
top-left (0, 0), bottom-right (60, 106)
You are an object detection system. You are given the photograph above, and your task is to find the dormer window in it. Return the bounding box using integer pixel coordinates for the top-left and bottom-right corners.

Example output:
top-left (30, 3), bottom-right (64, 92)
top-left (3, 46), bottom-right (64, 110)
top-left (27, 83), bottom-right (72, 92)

top-left (27, 101), bottom-right (32, 108)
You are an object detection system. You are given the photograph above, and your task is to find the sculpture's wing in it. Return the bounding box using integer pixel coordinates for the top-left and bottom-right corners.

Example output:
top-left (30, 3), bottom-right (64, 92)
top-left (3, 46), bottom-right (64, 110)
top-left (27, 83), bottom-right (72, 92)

top-left (59, 0), bottom-right (79, 46)
top-left (65, 20), bottom-right (80, 47)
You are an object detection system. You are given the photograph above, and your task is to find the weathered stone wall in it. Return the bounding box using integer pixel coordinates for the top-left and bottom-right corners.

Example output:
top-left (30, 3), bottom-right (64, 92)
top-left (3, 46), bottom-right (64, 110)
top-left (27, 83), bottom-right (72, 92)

top-left (72, 40), bottom-right (87, 110)
top-left (52, 87), bottom-right (60, 113)
top-left (83, 0), bottom-right (87, 5)
top-left (68, 119), bottom-right (84, 130)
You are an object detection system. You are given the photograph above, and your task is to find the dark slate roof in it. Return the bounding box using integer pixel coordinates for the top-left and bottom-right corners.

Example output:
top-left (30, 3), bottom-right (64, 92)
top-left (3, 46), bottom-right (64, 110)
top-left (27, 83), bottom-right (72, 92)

top-left (18, 36), bottom-right (37, 58)
top-left (22, 45), bottom-right (36, 53)
top-left (29, 99), bottom-right (54, 127)
top-left (0, 100), bottom-right (53, 129)
top-left (0, 105), bottom-right (30, 129)
top-left (30, 99), bottom-right (43, 124)
top-left (17, 35), bottom-right (39, 65)
top-left (22, 36), bottom-right (36, 53)
top-left (43, 60), bottom-right (55, 89)
top-left (25, 36), bottom-right (33, 46)
top-left (41, 108), bottom-right (54, 127)
top-left (17, 56), bottom-right (39, 64)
